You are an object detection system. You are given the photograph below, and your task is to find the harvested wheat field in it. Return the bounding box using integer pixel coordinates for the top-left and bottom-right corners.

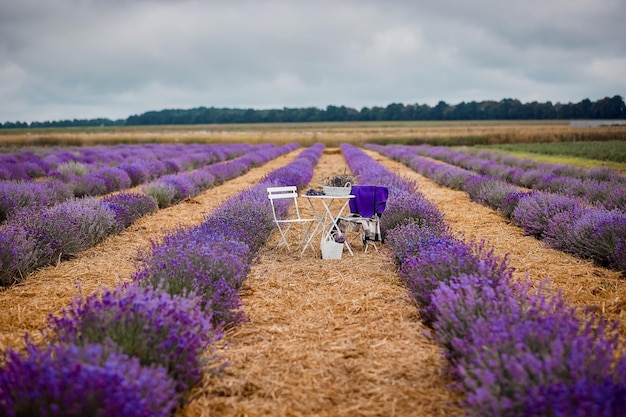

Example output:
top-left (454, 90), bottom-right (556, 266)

top-left (1, 146), bottom-right (624, 416)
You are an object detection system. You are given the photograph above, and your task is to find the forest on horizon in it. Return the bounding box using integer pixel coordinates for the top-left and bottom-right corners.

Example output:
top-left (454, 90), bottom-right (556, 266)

top-left (2, 95), bottom-right (624, 129)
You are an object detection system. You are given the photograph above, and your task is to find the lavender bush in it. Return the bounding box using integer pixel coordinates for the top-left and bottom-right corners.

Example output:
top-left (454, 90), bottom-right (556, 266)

top-left (142, 182), bottom-right (178, 208)
top-left (431, 274), bottom-right (522, 364)
top-left (100, 192), bottom-right (158, 229)
top-left (1, 194), bottom-right (157, 286)
top-left (187, 168), bottom-right (216, 190)
top-left (545, 208), bottom-right (626, 269)
top-left (0, 224), bottom-right (47, 286)
top-left (613, 239), bottom-right (626, 271)
top-left (5, 199), bottom-right (118, 266)
top-left (0, 151), bottom-right (52, 181)
top-left (47, 283), bottom-right (222, 393)
top-left (0, 180), bottom-right (73, 222)
top-left (72, 174), bottom-right (109, 197)
top-left (202, 186), bottom-right (276, 255)
top-left (463, 175), bottom-right (519, 210)
top-left (55, 160), bottom-right (90, 179)
top-left (498, 191), bottom-right (532, 219)
top-left (379, 191), bottom-right (447, 239)
top-left (384, 222), bottom-right (447, 266)
top-left (400, 238), bottom-right (511, 326)
top-left (520, 372), bottom-right (626, 417)
top-left (0, 341), bottom-right (176, 417)
top-left (133, 232), bottom-right (251, 327)
top-left (432, 275), bottom-right (626, 416)
top-left (119, 161), bottom-right (151, 186)
top-left (511, 192), bottom-right (583, 239)
top-left (149, 174), bottom-right (197, 204)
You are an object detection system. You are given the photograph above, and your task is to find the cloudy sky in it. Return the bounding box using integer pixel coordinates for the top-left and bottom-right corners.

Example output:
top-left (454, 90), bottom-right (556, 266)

top-left (1, 0), bottom-right (625, 123)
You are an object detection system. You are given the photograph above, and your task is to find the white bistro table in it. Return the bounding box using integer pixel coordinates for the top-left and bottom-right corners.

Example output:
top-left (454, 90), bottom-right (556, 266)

top-left (301, 193), bottom-right (355, 256)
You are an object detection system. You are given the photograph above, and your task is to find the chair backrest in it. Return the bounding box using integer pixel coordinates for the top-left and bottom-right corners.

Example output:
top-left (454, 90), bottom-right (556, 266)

top-left (348, 185), bottom-right (389, 218)
top-left (267, 186), bottom-right (302, 220)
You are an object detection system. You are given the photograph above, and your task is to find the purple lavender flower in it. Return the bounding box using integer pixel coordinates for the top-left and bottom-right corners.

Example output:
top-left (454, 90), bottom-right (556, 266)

top-left (205, 185), bottom-right (276, 254)
top-left (385, 222), bottom-right (446, 266)
top-left (463, 175), bottom-right (519, 210)
top-left (511, 192), bottom-right (583, 239)
top-left (0, 180), bottom-right (73, 222)
top-left (0, 151), bottom-right (51, 180)
top-left (433, 275), bottom-right (624, 416)
top-left (47, 283), bottom-right (223, 393)
top-left (0, 340), bottom-right (176, 417)
top-left (7, 198), bottom-right (118, 262)
top-left (72, 174), bottom-right (109, 197)
top-left (400, 239), bottom-right (511, 326)
top-left (119, 162), bottom-right (151, 186)
top-left (333, 233), bottom-right (346, 243)
top-left (133, 233), bottom-right (250, 327)
top-left (521, 374), bottom-right (626, 417)
top-left (498, 191), bottom-right (532, 219)
top-left (156, 174), bottom-right (197, 202)
top-left (379, 190), bottom-right (447, 239)
top-left (546, 207), bottom-right (626, 269)
top-left (100, 192), bottom-right (158, 229)
top-left (0, 224), bottom-right (50, 286)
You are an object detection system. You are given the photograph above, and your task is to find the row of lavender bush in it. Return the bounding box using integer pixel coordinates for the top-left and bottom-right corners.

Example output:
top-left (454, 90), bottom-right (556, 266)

top-left (0, 144), bottom-right (299, 286)
top-left (402, 144), bottom-right (626, 210)
top-left (0, 144), bottom-right (324, 416)
top-left (0, 143), bottom-right (256, 181)
top-left (460, 146), bottom-right (626, 185)
top-left (367, 144), bottom-right (626, 274)
top-left (0, 143), bottom-right (261, 222)
top-left (140, 143), bottom-right (289, 208)
top-left (341, 144), bottom-right (626, 416)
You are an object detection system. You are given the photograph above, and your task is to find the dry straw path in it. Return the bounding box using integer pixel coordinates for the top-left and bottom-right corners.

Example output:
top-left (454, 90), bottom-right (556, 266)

top-left (180, 150), bottom-right (462, 417)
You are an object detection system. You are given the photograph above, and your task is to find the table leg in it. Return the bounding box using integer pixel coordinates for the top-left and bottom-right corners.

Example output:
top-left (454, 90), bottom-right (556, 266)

top-left (300, 197), bottom-right (325, 255)
top-left (321, 198), bottom-right (354, 256)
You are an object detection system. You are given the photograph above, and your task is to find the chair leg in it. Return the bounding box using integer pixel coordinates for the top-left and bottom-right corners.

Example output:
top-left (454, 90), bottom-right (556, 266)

top-left (275, 223), bottom-right (293, 251)
top-left (364, 240), bottom-right (379, 253)
top-left (296, 222), bottom-right (316, 254)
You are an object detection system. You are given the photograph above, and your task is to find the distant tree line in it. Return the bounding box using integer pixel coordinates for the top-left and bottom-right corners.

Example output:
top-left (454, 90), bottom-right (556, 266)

top-left (0, 118), bottom-right (125, 129)
top-left (2, 95), bottom-right (624, 129)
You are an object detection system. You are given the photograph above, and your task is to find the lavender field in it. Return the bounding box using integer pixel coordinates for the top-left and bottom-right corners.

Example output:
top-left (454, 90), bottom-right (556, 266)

top-left (1, 140), bottom-right (625, 417)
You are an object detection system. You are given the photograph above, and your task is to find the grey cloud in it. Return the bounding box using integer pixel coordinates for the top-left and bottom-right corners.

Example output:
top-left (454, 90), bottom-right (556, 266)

top-left (1, 0), bottom-right (624, 122)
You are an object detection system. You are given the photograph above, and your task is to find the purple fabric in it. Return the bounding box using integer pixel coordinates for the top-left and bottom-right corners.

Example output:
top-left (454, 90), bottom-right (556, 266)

top-left (349, 186), bottom-right (389, 218)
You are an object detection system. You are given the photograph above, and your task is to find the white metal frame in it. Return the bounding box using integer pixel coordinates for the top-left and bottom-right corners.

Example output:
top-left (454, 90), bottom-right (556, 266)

top-left (301, 194), bottom-right (355, 256)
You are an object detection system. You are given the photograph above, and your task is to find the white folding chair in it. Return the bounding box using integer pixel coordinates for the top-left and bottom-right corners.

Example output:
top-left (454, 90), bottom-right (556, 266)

top-left (267, 186), bottom-right (317, 253)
